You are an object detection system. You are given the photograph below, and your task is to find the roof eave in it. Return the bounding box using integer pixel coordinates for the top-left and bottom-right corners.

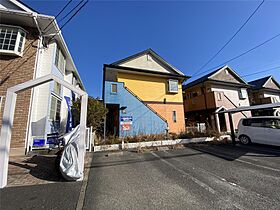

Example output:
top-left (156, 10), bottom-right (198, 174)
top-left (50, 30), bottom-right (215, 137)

top-left (43, 17), bottom-right (85, 91)
top-left (104, 64), bottom-right (190, 80)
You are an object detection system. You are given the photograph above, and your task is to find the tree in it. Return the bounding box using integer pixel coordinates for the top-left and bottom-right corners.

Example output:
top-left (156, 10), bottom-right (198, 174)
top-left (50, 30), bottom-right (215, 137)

top-left (72, 96), bottom-right (107, 134)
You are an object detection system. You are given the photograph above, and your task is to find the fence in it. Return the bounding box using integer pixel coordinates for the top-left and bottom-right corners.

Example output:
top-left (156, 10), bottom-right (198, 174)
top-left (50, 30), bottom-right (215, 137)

top-left (186, 123), bottom-right (206, 133)
top-left (86, 126), bottom-right (93, 152)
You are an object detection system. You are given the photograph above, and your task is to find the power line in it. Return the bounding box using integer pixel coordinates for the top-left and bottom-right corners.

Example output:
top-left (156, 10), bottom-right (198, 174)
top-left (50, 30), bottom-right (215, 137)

top-left (58, 0), bottom-right (85, 24)
top-left (44, 0), bottom-right (85, 34)
top-left (42, 0), bottom-right (73, 33)
top-left (242, 66), bottom-right (279, 77)
top-left (48, 0), bottom-right (89, 42)
top-left (1, 0), bottom-right (75, 73)
top-left (1, 1), bottom-right (88, 74)
top-left (193, 0), bottom-right (265, 77)
top-left (192, 31), bottom-right (280, 79)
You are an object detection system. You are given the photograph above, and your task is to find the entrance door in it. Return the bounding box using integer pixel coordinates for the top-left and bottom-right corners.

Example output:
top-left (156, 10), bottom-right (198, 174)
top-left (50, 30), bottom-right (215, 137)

top-left (106, 104), bottom-right (120, 136)
top-left (218, 112), bottom-right (227, 132)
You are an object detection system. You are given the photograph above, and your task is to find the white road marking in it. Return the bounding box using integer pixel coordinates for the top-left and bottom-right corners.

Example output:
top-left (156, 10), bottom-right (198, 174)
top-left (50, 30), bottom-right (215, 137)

top-left (151, 152), bottom-right (216, 194)
top-left (235, 158), bottom-right (280, 173)
top-left (192, 146), bottom-right (280, 173)
top-left (163, 150), bottom-right (279, 207)
top-left (165, 151), bottom-right (277, 209)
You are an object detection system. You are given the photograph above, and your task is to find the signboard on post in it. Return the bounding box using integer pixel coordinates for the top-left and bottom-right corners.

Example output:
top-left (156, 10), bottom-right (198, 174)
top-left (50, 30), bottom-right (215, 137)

top-left (120, 116), bottom-right (133, 131)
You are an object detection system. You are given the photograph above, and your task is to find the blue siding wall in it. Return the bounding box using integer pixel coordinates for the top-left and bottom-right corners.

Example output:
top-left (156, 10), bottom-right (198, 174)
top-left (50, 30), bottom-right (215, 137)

top-left (104, 81), bottom-right (167, 136)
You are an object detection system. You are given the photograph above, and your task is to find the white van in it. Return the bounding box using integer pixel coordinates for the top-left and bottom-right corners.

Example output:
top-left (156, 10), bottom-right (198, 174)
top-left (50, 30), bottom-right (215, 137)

top-left (237, 117), bottom-right (280, 146)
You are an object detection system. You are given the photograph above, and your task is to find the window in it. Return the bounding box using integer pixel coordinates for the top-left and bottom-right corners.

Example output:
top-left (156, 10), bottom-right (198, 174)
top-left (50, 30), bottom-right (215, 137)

top-left (238, 88), bottom-right (248, 99)
top-left (263, 119), bottom-right (280, 129)
top-left (242, 118), bottom-right (263, 127)
top-left (53, 82), bottom-right (61, 95)
top-left (172, 111), bottom-right (177, 123)
top-left (168, 79), bottom-right (178, 93)
top-left (147, 54), bottom-right (152, 61)
top-left (55, 46), bottom-right (66, 74)
top-left (0, 25), bottom-right (26, 56)
top-left (243, 118), bottom-right (280, 129)
top-left (217, 92), bottom-right (222, 101)
top-left (111, 84), bottom-right (117, 93)
top-left (49, 96), bottom-right (61, 122)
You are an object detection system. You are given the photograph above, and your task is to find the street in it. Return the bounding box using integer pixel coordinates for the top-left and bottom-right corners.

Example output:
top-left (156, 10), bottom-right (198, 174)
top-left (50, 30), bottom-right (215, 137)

top-left (1, 143), bottom-right (280, 210)
top-left (84, 143), bottom-right (280, 210)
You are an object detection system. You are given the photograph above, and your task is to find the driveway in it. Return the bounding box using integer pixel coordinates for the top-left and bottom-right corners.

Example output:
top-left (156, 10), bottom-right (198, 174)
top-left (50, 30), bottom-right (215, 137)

top-left (84, 143), bottom-right (280, 210)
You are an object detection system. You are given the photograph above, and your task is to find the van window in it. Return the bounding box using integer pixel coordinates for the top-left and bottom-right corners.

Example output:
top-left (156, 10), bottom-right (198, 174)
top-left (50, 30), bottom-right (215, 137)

top-left (242, 118), bottom-right (263, 127)
top-left (263, 119), bottom-right (280, 129)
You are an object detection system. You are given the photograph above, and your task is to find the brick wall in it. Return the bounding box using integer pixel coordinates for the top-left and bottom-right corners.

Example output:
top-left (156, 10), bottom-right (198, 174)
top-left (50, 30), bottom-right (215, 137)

top-left (0, 27), bottom-right (38, 155)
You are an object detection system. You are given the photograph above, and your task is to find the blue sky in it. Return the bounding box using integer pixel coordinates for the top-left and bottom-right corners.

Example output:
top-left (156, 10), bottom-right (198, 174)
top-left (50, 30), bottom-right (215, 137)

top-left (24, 0), bottom-right (280, 97)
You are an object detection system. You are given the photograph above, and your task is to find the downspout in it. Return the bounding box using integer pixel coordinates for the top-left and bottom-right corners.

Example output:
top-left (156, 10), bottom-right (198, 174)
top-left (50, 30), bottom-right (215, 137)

top-left (103, 66), bottom-right (106, 141)
top-left (24, 13), bottom-right (43, 154)
top-left (202, 82), bottom-right (208, 110)
top-left (202, 82), bottom-right (210, 128)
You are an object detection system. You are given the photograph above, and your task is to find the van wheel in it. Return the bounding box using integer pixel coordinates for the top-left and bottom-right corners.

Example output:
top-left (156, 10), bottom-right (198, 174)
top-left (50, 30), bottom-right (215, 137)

top-left (239, 135), bottom-right (251, 145)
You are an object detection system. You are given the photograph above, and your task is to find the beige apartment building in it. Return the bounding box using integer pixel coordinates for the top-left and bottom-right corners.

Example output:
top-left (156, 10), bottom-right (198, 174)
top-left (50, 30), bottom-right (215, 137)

top-left (183, 66), bottom-right (251, 133)
top-left (248, 76), bottom-right (280, 116)
top-left (0, 0), bottom-right (84, 155)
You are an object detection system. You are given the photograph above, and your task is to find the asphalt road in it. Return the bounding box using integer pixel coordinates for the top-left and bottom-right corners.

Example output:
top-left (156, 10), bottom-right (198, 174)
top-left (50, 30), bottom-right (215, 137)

top-left (0, 181), bottom-right (82, 210)
top-left (83, 143), bottom-right (280, 210)
top-left (1, 143), bottom-right (279, 210)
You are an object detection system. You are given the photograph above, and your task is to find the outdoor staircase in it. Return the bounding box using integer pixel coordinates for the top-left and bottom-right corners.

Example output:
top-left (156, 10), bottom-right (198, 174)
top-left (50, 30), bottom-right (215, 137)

top-left (223, 94), bottom-right (248, 118)
top-left (123, 86), bottom-right (167, 123)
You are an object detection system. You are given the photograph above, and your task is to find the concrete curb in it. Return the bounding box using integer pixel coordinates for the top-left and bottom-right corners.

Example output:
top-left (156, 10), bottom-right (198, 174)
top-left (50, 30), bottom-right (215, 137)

top-left (93, 136), bottom-right (223, 152)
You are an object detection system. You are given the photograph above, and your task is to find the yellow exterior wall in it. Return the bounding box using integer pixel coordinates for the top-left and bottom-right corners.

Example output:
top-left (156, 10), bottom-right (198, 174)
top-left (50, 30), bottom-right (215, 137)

top-left (117, 72), bottom-right (183, 103)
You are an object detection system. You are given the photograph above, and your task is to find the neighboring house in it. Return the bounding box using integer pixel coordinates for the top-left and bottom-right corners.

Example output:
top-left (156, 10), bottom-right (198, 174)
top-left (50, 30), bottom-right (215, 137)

top-left (248, 76), bottom-right (280, 116)
top-left (103, 49), bottom-right (189, 136)
top-left (183, 66), bottom-right (251, 133)
top-left (0, 0), bottom-right (84, 155)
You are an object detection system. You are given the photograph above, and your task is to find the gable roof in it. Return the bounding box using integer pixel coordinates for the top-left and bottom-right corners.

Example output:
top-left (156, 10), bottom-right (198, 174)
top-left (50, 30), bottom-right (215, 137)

top-left (0, 0), bottom-right (85, 90)
top-left (183, 66), bottom-right (248, 90)
top-left (111, 48), bottom-right (187, 76)
top-left (0, 0), bottom-right (38, 13)
top-left (249, 76), bottom-right (280, 90)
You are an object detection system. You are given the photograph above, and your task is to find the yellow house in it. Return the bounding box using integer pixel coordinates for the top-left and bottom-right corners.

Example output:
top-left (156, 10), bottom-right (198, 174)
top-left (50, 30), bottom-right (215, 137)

top-left (103, 49), bottom-right (190, 136)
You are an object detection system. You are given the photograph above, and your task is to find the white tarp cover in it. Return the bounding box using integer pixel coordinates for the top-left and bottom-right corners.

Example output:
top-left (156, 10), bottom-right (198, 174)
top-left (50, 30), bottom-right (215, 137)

top-left (60, 125), bottom-right (85, 180)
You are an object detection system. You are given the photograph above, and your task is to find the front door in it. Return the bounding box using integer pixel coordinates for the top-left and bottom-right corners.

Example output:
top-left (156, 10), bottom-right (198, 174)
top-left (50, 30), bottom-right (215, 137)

top-left (218, 112), bottom-right (227, 132)
top-left (106, 104), bottom-right (120, 136)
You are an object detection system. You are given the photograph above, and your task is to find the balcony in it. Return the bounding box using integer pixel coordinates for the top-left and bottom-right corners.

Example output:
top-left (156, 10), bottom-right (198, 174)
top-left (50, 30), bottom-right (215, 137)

top-left (184, 92), bottom-right (217, 112)
top-left (184, 91), bottom-right (237, 112)
top-left (251, 97), bottom-right (274, 105)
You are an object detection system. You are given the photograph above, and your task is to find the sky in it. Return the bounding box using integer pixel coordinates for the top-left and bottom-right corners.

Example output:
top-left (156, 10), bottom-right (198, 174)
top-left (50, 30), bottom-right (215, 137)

top-left (24, 0), bottom-right (280, 97)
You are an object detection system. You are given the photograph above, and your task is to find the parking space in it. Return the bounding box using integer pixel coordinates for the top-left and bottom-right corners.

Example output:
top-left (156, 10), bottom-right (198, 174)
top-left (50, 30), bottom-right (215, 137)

top-left (84, 143), bottom-right (280, 210)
